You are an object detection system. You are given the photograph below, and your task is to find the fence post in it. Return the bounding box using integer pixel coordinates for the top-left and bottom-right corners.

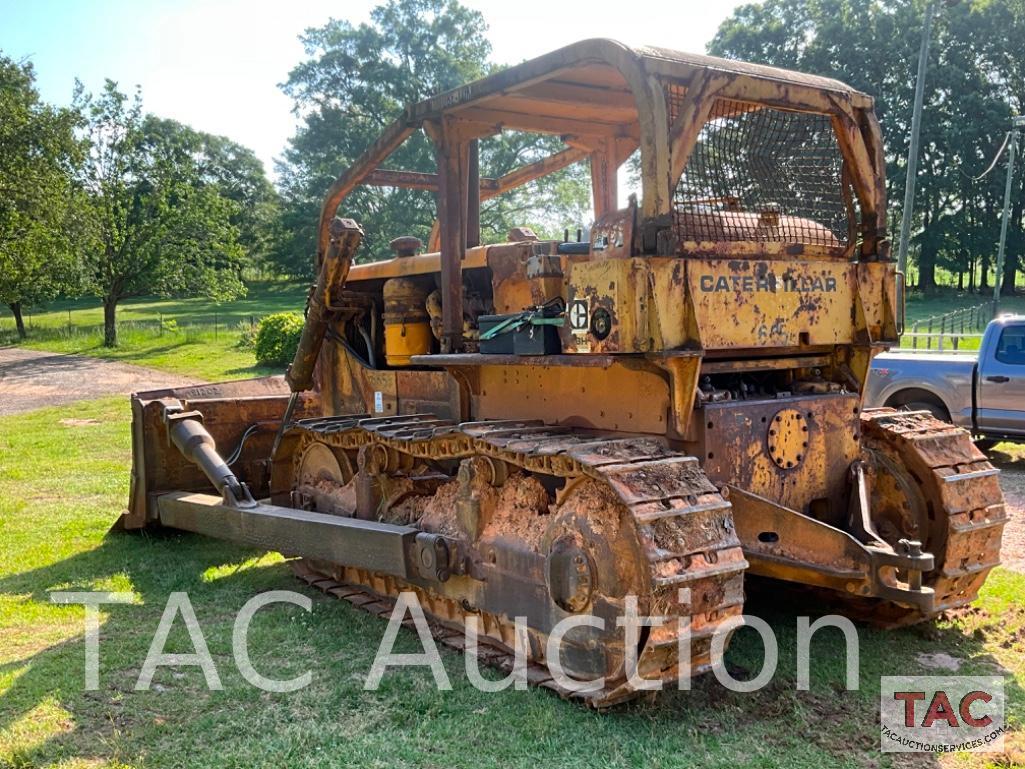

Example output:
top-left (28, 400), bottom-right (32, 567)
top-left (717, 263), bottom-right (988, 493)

top-left (927, 318), bottom-right (933, 350)
top-left (68, 309), bottom-right (72, 335)
top-left (159, 312), bottom-right (163, 337)
top-left (214, 312), bottom-right (218, 340)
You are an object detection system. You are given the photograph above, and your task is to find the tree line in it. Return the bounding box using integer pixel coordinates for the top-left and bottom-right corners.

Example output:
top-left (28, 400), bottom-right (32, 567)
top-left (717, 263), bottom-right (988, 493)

top-left (0, 64), bottom-right (279, 345)
top-left (0, 0), bottom-right (589, 347)
top-left (3, 0), bottom-right (1023, 348)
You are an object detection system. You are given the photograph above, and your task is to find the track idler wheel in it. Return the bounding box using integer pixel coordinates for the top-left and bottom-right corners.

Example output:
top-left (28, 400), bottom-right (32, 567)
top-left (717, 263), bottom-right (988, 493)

top-left (856, 408), bottom-right (1006, 625)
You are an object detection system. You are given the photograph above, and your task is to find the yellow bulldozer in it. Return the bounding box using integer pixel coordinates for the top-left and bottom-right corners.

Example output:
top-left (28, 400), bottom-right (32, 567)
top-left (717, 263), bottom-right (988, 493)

top-left (120, 40), bottom-right (1006, 706)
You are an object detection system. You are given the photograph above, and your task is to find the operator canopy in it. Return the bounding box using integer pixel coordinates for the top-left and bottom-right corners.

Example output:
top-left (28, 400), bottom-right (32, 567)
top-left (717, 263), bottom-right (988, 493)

top-left (317, 37), bottom-right (884, 267)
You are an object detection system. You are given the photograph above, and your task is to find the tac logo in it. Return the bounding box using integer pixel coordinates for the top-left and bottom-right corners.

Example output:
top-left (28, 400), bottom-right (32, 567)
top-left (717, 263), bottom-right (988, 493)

top-left (880, 676), bottom-right (1006, 753)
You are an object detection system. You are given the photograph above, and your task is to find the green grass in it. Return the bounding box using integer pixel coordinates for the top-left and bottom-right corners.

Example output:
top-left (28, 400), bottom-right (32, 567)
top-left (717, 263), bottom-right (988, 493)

top-left (910, 291), bottom-right (1020, 321)
top-left (0, 282), bottom-right (308, 381)
top-left (7, 326), bottom-right (279, 383)
top-left (904, 289), bottom-right (1025, 325)
top-left (1, 398), bottom-right (1023, 768)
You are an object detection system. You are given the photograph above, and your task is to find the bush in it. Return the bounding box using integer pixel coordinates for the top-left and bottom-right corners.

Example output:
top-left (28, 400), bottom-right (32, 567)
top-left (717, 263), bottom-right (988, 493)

top-left (254, 312), bottom-right (304, 367)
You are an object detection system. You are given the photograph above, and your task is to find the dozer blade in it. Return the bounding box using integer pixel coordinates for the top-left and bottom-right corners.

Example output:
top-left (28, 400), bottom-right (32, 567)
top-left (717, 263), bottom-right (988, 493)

top-left (121, 377), bottom-right (320, 530)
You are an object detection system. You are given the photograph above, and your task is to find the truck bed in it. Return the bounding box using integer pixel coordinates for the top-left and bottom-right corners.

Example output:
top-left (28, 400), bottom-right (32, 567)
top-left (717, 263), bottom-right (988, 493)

top-left (866, 316), bottom-right (1025, 441)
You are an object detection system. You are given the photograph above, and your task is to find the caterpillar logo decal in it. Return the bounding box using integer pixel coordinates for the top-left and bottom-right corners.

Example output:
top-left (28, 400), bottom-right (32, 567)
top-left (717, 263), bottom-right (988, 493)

top-left (699, 274), bottom-right (838, 293)
top-left (568, 300), bottom-right (589, 330)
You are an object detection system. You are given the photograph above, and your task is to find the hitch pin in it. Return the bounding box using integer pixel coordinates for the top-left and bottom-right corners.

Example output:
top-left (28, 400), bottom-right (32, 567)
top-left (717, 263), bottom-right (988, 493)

top-left (900, 538), bottom-right (924, 591)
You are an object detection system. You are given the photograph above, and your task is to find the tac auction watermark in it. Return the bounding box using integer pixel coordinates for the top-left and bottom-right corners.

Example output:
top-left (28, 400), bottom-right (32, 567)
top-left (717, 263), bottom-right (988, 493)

top-left (880, 676), bottom-right (1007, 753)
top-left (50, 588), bottom-right (861, 695)
top-left (53, 584), bottom-right (1012, 757)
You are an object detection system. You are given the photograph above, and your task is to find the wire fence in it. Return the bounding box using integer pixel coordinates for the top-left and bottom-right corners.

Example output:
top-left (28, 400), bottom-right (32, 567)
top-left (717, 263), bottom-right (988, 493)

top-left (904, 302), bottom-right (992, 351)
top-left (0, 311), bottom-right (262, 343)
top-left (670, 95), bottom-right (849, 248)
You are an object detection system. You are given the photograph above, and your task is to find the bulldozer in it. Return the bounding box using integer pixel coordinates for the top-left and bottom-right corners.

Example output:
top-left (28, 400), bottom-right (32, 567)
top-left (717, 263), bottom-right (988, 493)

top-left (121, 40), bottom-right (1006, 706)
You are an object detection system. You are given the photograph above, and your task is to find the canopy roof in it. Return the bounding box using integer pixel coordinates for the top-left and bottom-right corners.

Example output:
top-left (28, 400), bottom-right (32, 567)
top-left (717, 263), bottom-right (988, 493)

top-left (403, 38), bottom-right (871, 136)
top-left (316, 38), bottom-right (882, 259)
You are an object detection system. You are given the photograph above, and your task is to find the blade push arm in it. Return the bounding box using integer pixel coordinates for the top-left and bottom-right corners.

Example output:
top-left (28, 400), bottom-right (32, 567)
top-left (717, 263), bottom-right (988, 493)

top-left (271, 217), bottom-right (364, 459)
top-left (286, 217), bottom-right (364, 392)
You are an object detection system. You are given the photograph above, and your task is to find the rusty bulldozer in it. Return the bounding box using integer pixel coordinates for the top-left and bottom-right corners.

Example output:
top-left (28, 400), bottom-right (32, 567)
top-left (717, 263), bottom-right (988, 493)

top-left (121, 40), bottom-right (1006, 706)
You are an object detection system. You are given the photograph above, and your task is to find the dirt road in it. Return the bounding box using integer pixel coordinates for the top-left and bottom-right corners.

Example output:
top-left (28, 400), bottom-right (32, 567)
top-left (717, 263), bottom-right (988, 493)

top-left (0, 346), bottom-right (202, 416)
top-left (990, 448), bottom-right (1025, 573)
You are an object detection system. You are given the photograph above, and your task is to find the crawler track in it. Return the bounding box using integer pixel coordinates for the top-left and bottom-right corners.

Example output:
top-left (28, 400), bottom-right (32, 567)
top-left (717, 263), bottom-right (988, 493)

top-left (856, 408), bottom-right (1006, 626)
top-left (287, 414), bottom-right (748, 706)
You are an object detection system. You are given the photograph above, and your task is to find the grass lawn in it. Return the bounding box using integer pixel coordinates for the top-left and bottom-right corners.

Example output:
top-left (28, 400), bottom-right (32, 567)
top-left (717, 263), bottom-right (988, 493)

top-left (1, 397), bottom-right (1023, 768)
top-left (2, 327), bottom-right (282, 383)
top-left (0, 282), bottom-right (307, 381)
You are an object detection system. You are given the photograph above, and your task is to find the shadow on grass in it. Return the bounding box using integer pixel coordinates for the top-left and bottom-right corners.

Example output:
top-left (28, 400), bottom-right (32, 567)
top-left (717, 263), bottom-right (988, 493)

top-left (0, 529), bottom-right (296, 766)
top-left (219, 365), bottom-right (282, 379)
top-left (2, 527), bottom-right (1022, 767)
top-left (989, 444), bottom-right (1025, 469)
top-left (0, 328), bottom-right (205, 352)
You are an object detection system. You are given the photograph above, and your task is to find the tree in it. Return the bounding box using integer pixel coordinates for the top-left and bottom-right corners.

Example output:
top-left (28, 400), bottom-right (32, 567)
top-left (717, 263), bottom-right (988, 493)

top-left (0, 55), bottom-right (84, 338)
top-left (76, 81), bottom-right (247, 346)
top-left (272, 0), bottom-right (589, 276)
top-left (709, 0), bottom-right (1023, 295)
top-left (144, 117), bottom-right (280, 273)
top-left (971, 0), bottom-right (1025, 294)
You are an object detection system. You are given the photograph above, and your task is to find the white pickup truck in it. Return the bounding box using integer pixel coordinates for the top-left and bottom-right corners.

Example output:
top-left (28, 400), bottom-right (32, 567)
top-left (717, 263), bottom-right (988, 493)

top-left (865, 314), bottom-right (1025, 447)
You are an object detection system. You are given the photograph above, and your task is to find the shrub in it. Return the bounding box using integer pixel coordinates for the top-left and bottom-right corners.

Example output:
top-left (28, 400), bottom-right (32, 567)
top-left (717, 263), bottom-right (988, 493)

top-left (254, 312), bottom-right (305, 367)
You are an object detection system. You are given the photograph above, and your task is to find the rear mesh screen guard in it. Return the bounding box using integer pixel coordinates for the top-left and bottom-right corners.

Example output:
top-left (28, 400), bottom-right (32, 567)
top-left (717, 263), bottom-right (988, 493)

top-left (669, 93), bottom-right (851, 248)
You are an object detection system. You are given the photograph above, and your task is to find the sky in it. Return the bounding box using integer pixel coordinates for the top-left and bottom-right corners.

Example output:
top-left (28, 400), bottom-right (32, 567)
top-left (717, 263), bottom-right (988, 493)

top-left (0, 0), bottom-right (748, 179)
